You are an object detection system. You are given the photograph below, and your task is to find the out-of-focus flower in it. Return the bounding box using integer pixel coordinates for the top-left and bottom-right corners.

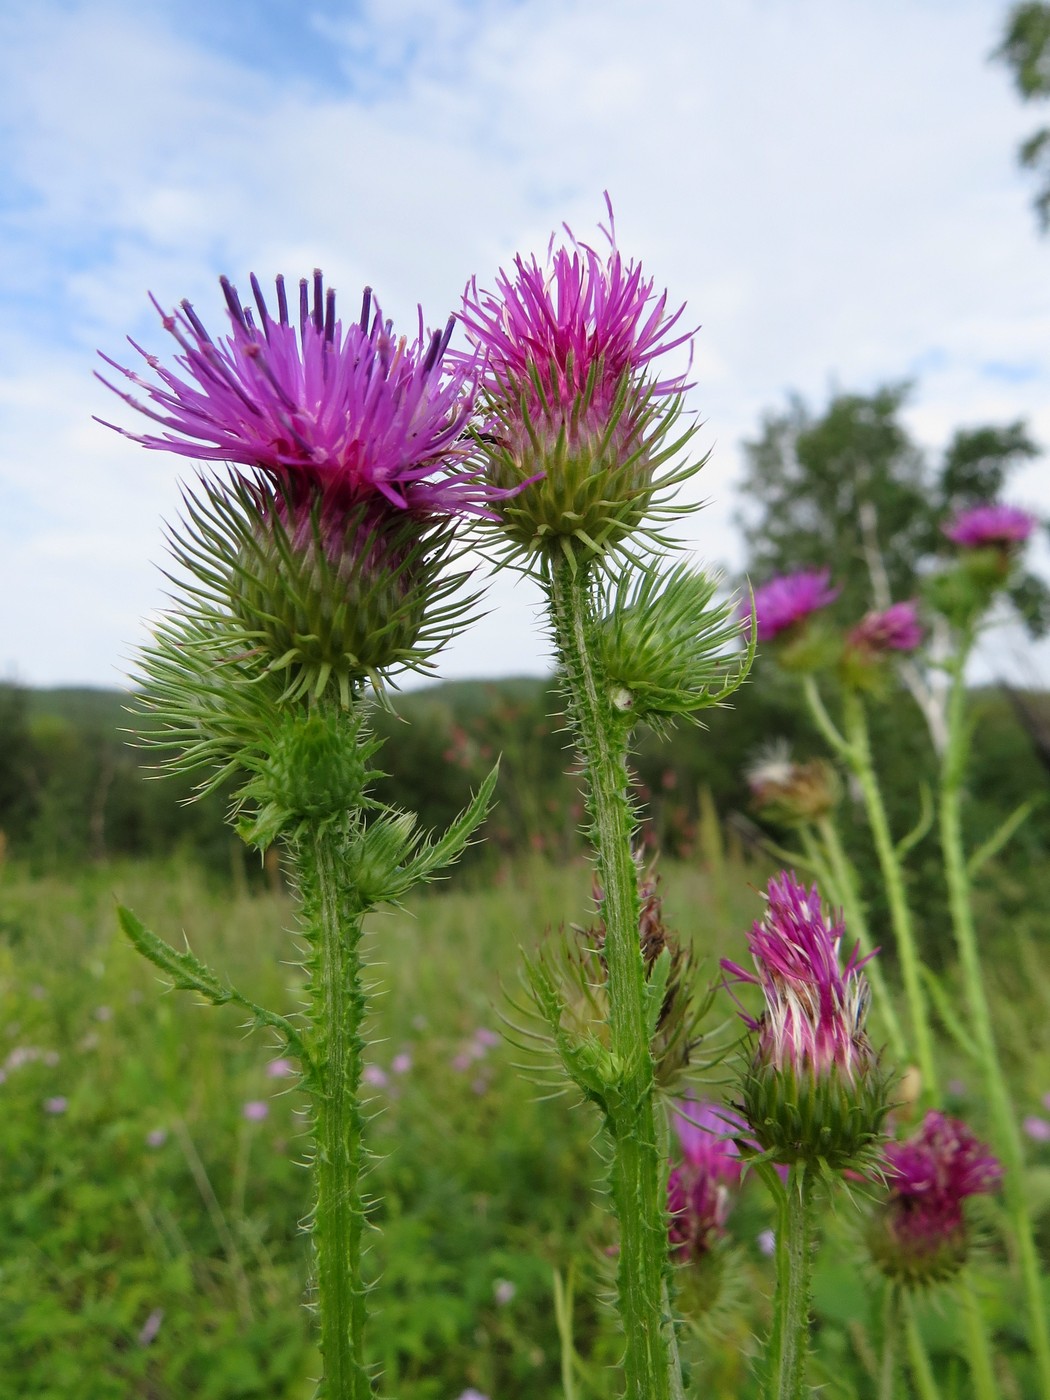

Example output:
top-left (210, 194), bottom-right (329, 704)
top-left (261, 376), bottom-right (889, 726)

top-left (1023, 1115), bottom-right (1050, 1143)
top-left (722, 872), bottom-right (889, 1167)
top-left (242, 1099), bottom-right (269, 1122)
top-left (942, 503), bottom-right (1036, 550)
top-left (748, 569), bottom-right (839, 644)
top-left (137, 1308), bottom-right (165, 1347)
top-left (266, 1057), bottom-right (296, 1079)
top-left (868, 1111), bottom-right (1001, 1285)
top-left (746, 741), bottom-right (839, 828)
top-left (493, 1278), bottom-right (516, 1305)
top-left (98, 273), bottom-right (497, 518)
top-left (455, 1390), bottom-right (490, 1400)
top-left (459, 194), bottom-right (698, 564)
top-left (43, 1096), bottom-right (68, 1115)
top-left (667, 1096), bottom-right (744, 1262)
top-left (757, 1228), bottom-right (776, 1257)
top-left (361, 1065), bottom-right (388, 1089)
top-left (146, 1127), bottom-right (168, 1149)
top-left (847, 600), bottom-right (923, 655)
top-left (391, 1052), bottom-right (412, 1075)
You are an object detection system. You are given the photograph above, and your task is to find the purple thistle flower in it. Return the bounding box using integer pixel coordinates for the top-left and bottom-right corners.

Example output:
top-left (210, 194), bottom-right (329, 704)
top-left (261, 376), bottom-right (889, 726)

top-left (457, 195), bottom-right (699, 561)
top-left (723, 872), bottom-right (873, 1082)
top-left (98, 273), bottom-right (500, 518)
top-left (1026, 1115), bottom-right (1050, 1144)
top-left (847, 600), bottom-right (923, 655)
top-left (870, 1111), bottom-right (1001, 1285)
top-left (668, 1095), bottom-right (744, 1261)
top-left (748, 569), bottom-right (839, 643)
top-left (722, 872), bottom-right (888, 1166)
top-left (942, 503), bottom-right (1036, 550)
top-left (241, 1099), bottom-right (269, 1122)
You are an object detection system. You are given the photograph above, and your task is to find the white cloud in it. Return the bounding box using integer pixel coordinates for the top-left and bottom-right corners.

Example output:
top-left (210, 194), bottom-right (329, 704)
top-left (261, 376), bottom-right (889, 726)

top-left (1, 0), bottom-right (1048, 686)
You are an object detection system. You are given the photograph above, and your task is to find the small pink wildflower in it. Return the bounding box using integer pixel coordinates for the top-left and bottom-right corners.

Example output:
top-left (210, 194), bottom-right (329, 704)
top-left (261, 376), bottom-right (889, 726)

top-left (146, 1128), bottom-right (168, 1149)
top-left (266, 1057), bottom-right (296, 1079)
top-left (1023, 1115), bottom-right (1050, 1143)
top-left (848, 600), bottom-right (923, 655)
top-left (242, 1100), bottom-right (269, 1122)
top-left (748, 569), bottom-right (839, 643)
top-left (493, 1278), bottom-right (516, 1305)
top-left (362, 1065), bottom-right (388, 1088)
top-left (757, 1228), bottom-right (776, 1257)
top-left (137, 1307), bottom-right (164, 1347)
top-left (942, 503), bottom-right (1036, 549)
top-left (43, 1096), bottom-right (68, 1115)
top-left (391, 1052), bottom-right (413, 1075)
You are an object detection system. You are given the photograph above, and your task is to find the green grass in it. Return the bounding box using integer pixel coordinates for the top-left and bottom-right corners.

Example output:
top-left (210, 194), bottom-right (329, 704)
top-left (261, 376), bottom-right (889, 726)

top-left (2, 853), bottom-right (1049, 1398)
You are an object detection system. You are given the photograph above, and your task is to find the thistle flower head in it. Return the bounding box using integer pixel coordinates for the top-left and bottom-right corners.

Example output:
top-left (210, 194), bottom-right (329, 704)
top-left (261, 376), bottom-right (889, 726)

top-left (869, 1110), bottom-right (1002, 1286)
top-left (98, 272), bottom-right (498, 517)
top-left (748, 569), bottom-right (839, 643)
top-left (668, 1097), bottom-right (744, 1263)
top-left (458, 195), bottom-right (701, 566)
top-left (722, 872), bottom-right (890, 1167)
top-left (746, 742), bottom-right (839, 827)
top-left (847, 600), bottom-right (923, 655)
top-left (942, 503), bottom-right (1036, 550)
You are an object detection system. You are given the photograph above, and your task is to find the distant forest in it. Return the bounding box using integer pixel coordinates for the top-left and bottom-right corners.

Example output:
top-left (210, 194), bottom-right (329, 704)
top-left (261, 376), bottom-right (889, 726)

top-left (4, 674), bottom-right (1050, 962)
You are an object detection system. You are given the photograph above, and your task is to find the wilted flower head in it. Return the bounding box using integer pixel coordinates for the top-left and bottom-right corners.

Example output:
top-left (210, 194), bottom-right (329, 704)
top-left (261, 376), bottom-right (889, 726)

top-left (98, 272), bottom-right (497, 518)
top-left (722, 872), bottom-right (889, 1167)
top-left (748, 569), bottom-right (839, 643)
top-left (847, 600), bottom-right (923, 655)
top-left (869, 1110), bottom-right (1001, 1285)
top-left (459, 194), bottom-right (699, 564)
top-left (746, 742), bottom-right (839, 827)
top-left (942, 503), bottom-right (1036, 550)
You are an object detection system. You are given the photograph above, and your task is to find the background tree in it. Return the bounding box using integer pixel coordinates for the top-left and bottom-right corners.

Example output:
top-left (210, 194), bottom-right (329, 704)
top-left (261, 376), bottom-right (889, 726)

top-left (994, 2), bottom-right (1050, 232)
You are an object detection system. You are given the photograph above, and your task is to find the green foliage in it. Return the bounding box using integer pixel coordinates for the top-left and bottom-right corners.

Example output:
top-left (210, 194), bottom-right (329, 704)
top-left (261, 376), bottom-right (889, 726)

top-left (735, 382), bottom-right (1047, 635)
top-left (995, 2), bottom-right (1050, 230)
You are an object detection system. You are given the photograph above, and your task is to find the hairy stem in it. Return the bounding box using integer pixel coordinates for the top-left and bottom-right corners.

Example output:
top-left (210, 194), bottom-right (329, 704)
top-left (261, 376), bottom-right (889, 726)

top-left (878, 1284), bottom-right (899, 1400)
top-left (804, 677), bottom-right (938, 1098)
top-left (940, 633), bottom-right (1050, 1397)
top-left (298, 823), bottom-right (372, 1400)
top-left (767, 1163), bottom-right (814, 1400)
top-left (547, 555), bottom-right (681, 1400)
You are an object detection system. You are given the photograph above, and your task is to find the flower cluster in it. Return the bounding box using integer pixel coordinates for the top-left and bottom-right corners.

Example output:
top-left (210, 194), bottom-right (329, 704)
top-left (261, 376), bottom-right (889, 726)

top-left (869, 1111), bottom-right (1002, 1286)
top-left (722, 872), bottom-right (889, 1167)
top-left (459, 196), bottom-right (699, 563)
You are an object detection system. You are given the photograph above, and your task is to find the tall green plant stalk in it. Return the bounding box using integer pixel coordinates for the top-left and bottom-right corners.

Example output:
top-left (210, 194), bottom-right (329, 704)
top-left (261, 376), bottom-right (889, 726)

top-left (298, 823), bottom-right (371, 1400)
top-left (802, 677), bottom-right (939, 1098)
top-left (547, 555), bottom-right (682, 1400)
top-left (940, 630), bottom-right (1050, 1396)
top-left (767, 1164), bottom-right (815, 1400)
top-left (904, 1297), bottom-right (942, 1400)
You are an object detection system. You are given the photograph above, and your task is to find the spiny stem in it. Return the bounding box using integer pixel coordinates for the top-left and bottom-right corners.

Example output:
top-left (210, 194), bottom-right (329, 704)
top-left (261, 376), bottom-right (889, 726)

top-left (878, 1284), bottom-right (899, 1400)
top-left (767, 1163), bottom-right (814, 1400)
top-left (940, 634), bottom-right (1050, 1398)
top-left (804, 677), bottom-right (938, 1098)
top-left (903, 1295), bottom-right (942, 1400)
top-left (298, 822), bottom-right (372, 1400)
top-left (547, 554), bottom-right (680, 1400)
top-left (812, 815), bottom-right (908, 1063)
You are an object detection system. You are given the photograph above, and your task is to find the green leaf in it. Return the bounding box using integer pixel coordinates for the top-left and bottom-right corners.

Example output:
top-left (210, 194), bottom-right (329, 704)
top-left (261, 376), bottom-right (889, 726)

top-left (966, 797), bottom-right (1038, 877)
top-left (116, 905), bottom-right (314, 1077)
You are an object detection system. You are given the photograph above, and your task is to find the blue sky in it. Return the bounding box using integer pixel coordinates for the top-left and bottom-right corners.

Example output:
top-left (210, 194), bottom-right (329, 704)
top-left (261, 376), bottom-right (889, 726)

top-left (1, 0), bottom-right (1048, 688)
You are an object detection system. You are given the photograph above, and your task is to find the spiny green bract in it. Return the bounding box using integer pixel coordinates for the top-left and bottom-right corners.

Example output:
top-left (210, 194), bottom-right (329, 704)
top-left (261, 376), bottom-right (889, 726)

top-left (596, 563), bottom-right (754, 722)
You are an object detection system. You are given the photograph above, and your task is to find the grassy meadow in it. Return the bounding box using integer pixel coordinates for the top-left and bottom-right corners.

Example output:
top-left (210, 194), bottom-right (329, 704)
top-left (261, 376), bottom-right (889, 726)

top-left (3, 836), bottom-right (1050, 1398)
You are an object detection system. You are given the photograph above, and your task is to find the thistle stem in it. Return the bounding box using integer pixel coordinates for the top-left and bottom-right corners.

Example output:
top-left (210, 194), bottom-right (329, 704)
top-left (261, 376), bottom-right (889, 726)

top-left (768, 1163), bottom-right (814, 1400)
top-left (939, 632), bottom-right (1050, 1397)
top-left (547, 554), bottom-right (681, 1400)
top-left (803, 677), bottom-right (938, 1098)
top-left (961, 1276), bottom-right (999, 1400)
top-left (903, 1296), bottom-right (942, 1400)
top-left (298, 822), bottom-right (372, 1400)
top-left (878, 1284), bottom-right (899, 1400)
top-left (812, 815), bottom-right (908, 1063)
